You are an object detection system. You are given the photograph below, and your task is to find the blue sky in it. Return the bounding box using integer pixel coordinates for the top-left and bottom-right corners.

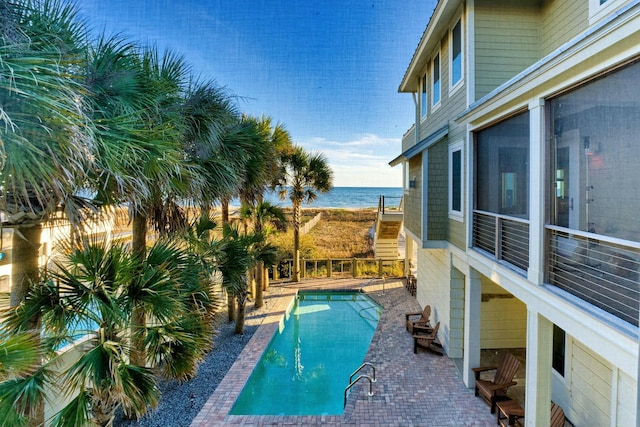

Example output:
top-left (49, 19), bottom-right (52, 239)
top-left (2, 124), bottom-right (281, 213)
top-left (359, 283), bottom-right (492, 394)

top-left (77, 1), bottom-right (437, 187)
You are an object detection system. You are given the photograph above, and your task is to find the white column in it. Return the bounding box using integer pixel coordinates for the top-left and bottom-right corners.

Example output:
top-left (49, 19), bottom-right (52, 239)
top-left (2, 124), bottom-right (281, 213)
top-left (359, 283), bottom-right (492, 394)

top-left (528, 98), bottom-right (545, 285)
top-left (405, 237), bottom-right (414, 276)
top-left (463, 267), bottom-right (482, 387)
top-left (524, 310), bottom-right (553, 426)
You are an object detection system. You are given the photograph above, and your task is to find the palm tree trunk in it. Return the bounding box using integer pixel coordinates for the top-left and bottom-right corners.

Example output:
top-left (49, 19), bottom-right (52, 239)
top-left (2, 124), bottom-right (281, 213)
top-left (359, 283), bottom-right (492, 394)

top-left (221, 198), bottom-right (237, 321)
top-left (132, 211), bottom-right (147, 259)
top-left (234, 294), bottom-right (246, 334)
top-left (227, 292), bottom-right (236, 322)
top-left (292, 202), bottom-right (301, 282)
top-left (9, 224), bottom-right (42, 310)
top-left (131, 212), bottom-right (147, 367)
top-left (10, 224), bottom-right (45, 427)
top-left (248, 268), bottom-right (255, 298)
top-left (221, 197), bottom-right (230, 225)
top-left (254, 262), bottom-right (264, 308)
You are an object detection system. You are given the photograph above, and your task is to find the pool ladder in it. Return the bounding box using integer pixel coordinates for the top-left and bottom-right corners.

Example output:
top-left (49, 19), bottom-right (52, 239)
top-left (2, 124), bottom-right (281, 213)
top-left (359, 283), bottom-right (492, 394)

top-left (343, 362), bottom-right (376, 407)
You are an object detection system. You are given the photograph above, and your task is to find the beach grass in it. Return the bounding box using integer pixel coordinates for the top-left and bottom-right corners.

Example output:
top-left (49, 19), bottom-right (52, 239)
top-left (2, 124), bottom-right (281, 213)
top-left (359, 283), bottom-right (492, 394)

top-left (270, 208), bottom-right (376, 259)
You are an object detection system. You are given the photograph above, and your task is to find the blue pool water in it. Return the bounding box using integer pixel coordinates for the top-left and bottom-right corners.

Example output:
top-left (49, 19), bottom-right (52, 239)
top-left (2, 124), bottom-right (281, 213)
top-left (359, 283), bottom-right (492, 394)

top-left (230, 291), bottom-right (382, 415)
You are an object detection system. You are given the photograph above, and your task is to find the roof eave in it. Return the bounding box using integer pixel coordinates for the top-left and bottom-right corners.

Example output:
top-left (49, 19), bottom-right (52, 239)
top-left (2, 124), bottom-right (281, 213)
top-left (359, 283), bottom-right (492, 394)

top-left (398, 0), bottom-right (459, 93)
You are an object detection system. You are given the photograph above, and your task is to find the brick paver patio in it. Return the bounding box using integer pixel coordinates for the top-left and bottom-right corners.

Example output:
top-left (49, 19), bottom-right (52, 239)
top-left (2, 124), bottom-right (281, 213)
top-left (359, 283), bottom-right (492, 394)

top-left (191, 278), bottom-right (497, 426)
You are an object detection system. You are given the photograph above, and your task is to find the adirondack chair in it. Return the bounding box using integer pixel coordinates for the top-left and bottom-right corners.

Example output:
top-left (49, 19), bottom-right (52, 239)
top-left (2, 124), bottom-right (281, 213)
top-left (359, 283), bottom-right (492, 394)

top-left (405, 305), bottom-right (431, 333)
top-left (472, 352), bottom-right (520, 413)
top-left (550, 402), bottom-right (566, 427)
top-left (496, 400), bottom-right (565, 427)
top-left (412, 321), bottom-right (442, 355)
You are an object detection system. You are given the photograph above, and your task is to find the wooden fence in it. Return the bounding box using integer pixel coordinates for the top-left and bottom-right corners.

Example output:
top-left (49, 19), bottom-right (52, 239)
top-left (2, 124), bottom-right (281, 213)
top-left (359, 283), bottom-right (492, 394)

top-left (272, 257), bottom-right (405, 280)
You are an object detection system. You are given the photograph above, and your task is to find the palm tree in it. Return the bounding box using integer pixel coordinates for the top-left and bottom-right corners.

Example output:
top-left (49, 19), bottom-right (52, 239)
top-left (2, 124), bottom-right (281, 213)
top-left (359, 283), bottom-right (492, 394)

top-left (0, 0), bottom-right (90, 309)
top-left (275, 145), bottom-right (333, 282)
top-left (0, 237), bottom-right (216, 427)
top-left (83, 34), bottom-right (157, 211)
top-left (240, 201), bottom-right (287, 308)
top-left (0, 329), bottom-right (44, 427)
top-left (218, 224), bottom-right (277, 334)
top-left (214, 116), bottom-right (289, 320)
top-left (218, 116), bottom-right (293, 224)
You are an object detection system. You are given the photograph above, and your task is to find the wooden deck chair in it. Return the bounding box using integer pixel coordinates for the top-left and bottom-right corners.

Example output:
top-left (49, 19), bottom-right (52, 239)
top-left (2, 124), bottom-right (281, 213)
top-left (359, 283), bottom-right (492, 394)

top-left (550, 402), bottom-right (566, 427)
top-left (405, 305), bottom-right (431, 333)
top-left (472, 352), bottom-right (520, 413)
top-left (412, 321), bottom-right (442, 355)
top-left (497, 401), bottom-right (565, 427)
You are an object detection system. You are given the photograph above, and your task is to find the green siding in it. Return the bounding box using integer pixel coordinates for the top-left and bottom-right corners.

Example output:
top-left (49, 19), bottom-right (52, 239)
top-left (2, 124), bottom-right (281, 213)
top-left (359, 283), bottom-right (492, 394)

top-left (541, 0), bottom-right (588, 56)
top-left (474, 0), bottom-right (541, 99)
top-left (401, 125), bottom-right (416, 152)
top-left (404, 156), bottom-right (423, 240)
top-left (427, 141), bottom-right (448, 240)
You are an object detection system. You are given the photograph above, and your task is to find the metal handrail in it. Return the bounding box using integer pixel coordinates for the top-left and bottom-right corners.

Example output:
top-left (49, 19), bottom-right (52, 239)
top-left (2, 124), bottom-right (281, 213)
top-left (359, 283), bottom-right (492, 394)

top-left (344, 374), bottom-right (374, 407)
top-left (350, 361), bottom-right (376, 383)
top-left (344, 362), bottom-right (376, 407)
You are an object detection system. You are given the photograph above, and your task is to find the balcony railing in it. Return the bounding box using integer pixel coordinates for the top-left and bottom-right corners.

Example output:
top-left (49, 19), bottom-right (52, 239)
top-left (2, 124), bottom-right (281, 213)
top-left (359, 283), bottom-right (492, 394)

top-left (546, 226), bottom-right (640, 326)
top-left (472, 210), bottom-right (530, 272)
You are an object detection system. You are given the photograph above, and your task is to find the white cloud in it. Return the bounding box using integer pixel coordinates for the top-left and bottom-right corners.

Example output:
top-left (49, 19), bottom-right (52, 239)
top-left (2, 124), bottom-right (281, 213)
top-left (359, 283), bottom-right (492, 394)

top-left (299, 134), bottom-right (402, 187)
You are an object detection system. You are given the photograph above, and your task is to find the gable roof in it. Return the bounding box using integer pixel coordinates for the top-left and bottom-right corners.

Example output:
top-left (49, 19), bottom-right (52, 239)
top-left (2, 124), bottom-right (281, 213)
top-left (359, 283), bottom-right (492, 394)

top-left (398, 0), bottom-right (461, 93)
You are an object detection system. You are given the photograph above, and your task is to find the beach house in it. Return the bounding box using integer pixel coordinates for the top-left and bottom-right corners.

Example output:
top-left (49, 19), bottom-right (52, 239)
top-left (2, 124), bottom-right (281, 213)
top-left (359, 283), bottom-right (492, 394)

top-left (390, 0), bottom-right (640, 424)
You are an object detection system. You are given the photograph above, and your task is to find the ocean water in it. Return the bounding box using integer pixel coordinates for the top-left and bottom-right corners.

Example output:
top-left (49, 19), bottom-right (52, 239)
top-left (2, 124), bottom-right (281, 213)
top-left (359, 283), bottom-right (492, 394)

top-left (241, 186), bottom-right (403, 210)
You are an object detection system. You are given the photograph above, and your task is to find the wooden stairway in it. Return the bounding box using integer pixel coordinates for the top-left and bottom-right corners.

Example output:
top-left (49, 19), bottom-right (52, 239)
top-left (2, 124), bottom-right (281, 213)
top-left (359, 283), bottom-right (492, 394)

top-left (373, 196), bottom-right (403, 259)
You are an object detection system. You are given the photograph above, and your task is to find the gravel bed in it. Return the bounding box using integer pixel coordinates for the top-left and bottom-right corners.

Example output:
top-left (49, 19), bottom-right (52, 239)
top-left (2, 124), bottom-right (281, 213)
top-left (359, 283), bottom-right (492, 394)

top-left (114, 319), bottom-right (257, 427)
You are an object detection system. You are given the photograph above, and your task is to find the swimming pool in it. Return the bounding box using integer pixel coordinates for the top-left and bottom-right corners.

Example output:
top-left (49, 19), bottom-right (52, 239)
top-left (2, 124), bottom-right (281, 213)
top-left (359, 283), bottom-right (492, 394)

top-left (230, 291), bottom-right (382, 416)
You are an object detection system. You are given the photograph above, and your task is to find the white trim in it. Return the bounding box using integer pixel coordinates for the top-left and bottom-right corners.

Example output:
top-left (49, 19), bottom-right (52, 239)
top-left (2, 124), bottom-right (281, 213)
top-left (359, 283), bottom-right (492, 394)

top-left (465, 123), bottom-right (474, 250)
top-left (527, 98), bottom-right (545, 286)
top-left (448, 140), bottom-right (464, 221)
top-left (466, 0), bottom-right (475, 107)
top-left (590, 0), bottom-right (634, 23)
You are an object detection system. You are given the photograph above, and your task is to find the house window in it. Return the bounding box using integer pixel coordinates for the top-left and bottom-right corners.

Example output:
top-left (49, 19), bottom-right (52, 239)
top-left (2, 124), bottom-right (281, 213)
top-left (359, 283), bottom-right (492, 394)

top-left (552, 325), bottom-right (566, 377)
top-left (548, 60), bottom-right (640, 240)
top-left (451, 19), bottom-right (463, 88)
top-left (404, 162), bottom-right (410, 191)
top-left (475, 111), bottom-right (530, 218)
top-left (589, 0), bottom-right (623, 21)
top-left (449, 141), bottom-right (463, 219)
top-left (421, 73), bottom-right (428, 117)
top-left (432, 53), bottom-right (440, 106)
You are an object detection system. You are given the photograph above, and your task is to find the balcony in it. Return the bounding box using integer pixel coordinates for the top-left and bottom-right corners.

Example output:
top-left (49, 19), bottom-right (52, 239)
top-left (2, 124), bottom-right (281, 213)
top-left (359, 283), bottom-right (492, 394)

top-left (472, 210), bottom-right (530, 272)
top-left (547, 226), bottom-right (640, 326)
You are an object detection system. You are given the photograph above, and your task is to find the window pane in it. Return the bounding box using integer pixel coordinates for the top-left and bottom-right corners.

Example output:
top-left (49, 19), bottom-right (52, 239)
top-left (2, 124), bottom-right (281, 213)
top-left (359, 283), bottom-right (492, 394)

top-left (433, 54), bottom-right (440, 104)
top-left (452, 149), bottom-right (462, 211)
top-left (552, 325), bottom-right (565, 376)
top-left (475, 111), bottom-right (530, 217)
top-left (548, 60), bottom-right (640, 240)
top-left (452, 20), bottom-right (462, 85)
top-left (421, 74), bottom-right (427, 117)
